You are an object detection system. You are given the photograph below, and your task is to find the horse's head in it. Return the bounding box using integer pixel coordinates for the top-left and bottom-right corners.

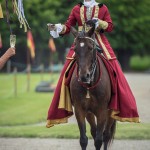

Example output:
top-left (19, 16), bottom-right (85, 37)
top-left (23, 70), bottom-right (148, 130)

top-left (71, 24), bottom-right (96, 84)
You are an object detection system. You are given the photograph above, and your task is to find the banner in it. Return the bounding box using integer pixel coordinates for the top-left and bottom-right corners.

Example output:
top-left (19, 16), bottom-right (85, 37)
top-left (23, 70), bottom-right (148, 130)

top-left (27, 31), bottom-right (35, 58)
top-left (48, 38), bottom-right (56, 52)
top-left (0, 3), bottom-right (3, 18)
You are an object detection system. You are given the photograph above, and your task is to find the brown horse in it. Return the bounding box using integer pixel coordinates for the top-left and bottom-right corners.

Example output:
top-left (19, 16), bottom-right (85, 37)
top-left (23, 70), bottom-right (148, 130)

top-left (70, 24), bottom-right (116, 150)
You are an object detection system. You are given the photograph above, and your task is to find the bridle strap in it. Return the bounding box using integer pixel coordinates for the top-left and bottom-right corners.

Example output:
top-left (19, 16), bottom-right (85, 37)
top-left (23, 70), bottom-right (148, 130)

top-left (75, 36), bottom-right (95, 43)
top-left (83, 36), bottom-right (95, 42)
top-left (77, 56), bottom-right (101, 89)
top-left (90, 59), bottom-right (97, 82)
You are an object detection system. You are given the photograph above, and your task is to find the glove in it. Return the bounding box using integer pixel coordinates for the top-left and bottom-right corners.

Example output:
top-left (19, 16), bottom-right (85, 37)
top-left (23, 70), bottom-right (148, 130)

top-left (93, 18), bottom-right (109, 30)
top-left (50, 24), bottom-right (63, 38)
top-left (92, 18), bottom-right (99, 29)
top-left (86, 18), bottom-right (99, 29)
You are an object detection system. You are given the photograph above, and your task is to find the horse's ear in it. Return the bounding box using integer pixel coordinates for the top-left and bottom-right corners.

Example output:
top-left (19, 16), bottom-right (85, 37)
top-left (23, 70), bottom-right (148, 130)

top-left (86, 26), bottom-right (95, 37)
top-left (86, 20), bottom-right (95, 37)
top-left (70, 26), bottom-right (78, 37)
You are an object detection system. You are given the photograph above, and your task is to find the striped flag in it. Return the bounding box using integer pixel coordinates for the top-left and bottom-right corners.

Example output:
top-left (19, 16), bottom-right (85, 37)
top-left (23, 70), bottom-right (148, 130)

top-left (27, 31), bottom-right (35, 59)
top-left (0, 33), bottom-right (2, 48)
top-left (48, 38), bottom-right (56, 52)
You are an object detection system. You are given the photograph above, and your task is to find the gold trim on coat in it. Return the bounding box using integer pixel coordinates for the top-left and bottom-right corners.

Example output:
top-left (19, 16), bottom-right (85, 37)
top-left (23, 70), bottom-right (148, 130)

top-left (93, 5), bottom-right (99, 18)
top-left (111, 110), bottom-right (140, 123)
top-left (66, 52), bottom-right (75, 60)
top-left (80, 5), bottom-right (85, 25)
top-left (95, 33), bottom-right (112, 60)
top-left (46, 60), bottom-right (76, 128)
top-left (46, 117), bottom-right (70, 128)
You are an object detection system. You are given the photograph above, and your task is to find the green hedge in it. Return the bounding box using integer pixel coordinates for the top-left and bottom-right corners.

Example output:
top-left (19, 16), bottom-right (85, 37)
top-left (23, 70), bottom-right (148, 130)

top-left (130, 55), bottom-right (150, 71)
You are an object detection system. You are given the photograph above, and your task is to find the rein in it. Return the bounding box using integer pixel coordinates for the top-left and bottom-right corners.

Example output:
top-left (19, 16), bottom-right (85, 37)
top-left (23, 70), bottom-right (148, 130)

top-left (76, 56), bottom-right (101, 98)
top-left (75, 36), bottom-right (97, 84)
top-left (77, 56), bottom-right (101, 89)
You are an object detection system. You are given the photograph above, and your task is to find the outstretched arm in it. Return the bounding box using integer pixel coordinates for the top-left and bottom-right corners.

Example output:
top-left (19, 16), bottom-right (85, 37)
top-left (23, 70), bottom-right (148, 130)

top-left (47, 6), bottom-right (77, 38)
top-left (0, 47), bottom-right (15, 70)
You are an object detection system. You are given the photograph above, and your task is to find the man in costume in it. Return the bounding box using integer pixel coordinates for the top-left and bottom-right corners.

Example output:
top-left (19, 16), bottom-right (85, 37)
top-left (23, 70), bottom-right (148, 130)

top-left (46, 0), bottom-right (139, 127)
top-left (0, 3), bottom-right (16, 70)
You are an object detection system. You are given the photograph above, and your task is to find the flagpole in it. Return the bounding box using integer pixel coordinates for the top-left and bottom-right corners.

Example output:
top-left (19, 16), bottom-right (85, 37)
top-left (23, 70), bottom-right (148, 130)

top-left (50, 51), bottom-right (53, 73)
top-left (27, 47), bottom-right (30, 92)
top-left (48, 38), bottom-right (56, 76)
top-left (14, 67), bottom-right (17, 97)
top-left (27, 30), bottom-right (35, 92)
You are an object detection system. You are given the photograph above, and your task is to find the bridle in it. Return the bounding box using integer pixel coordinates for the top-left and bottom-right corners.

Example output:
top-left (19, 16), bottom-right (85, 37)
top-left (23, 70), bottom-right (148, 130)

top-left (74, 36), bottom-right (97, 84)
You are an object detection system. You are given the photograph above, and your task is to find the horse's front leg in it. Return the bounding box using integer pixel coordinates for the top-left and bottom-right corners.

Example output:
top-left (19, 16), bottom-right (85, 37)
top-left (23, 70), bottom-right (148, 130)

top-left (95, 110), bottom-right (107, 150)
top-left (74, 106), bottom-right (88, 150)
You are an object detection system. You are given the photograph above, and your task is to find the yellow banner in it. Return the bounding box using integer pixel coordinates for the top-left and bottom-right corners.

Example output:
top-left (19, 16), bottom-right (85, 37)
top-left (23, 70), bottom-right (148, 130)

top-left (0, 3), bottom-right (4, 18)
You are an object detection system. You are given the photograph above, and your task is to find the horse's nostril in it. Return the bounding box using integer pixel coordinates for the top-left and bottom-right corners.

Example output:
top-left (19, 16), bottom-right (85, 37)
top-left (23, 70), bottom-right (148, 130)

top-left (81, 76), bottom-right (86, 82)
top-left (87, 73), bottom-right (90, 78)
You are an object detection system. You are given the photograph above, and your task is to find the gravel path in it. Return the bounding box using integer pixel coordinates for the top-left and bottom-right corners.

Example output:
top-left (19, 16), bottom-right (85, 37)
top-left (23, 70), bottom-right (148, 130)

top-left (0, 138), bottom-right (150, 150)
top-left (0, 73), bottom-right (150, 150)
top-left (125, 73), bottom-right (150, 123)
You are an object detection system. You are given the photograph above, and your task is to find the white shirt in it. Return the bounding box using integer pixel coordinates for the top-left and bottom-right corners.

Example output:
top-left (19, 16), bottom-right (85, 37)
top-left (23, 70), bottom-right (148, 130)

top-left (83, 0), bottom-right (98, 8)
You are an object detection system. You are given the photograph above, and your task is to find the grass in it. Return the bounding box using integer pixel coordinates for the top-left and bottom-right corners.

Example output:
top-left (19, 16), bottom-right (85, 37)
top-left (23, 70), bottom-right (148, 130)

top-left (0, 73), bottom-right (59, 126)
top-left (0, 73), bottom-right (150, 139)
top-left (0, 123), bottom-right (149, 139)
top-left (130, 55), bottom-right (150, 71)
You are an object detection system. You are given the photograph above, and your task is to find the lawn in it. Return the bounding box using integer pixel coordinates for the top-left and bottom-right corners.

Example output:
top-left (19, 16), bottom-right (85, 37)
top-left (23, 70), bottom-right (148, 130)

top-left (0, 73), bottom-right (59, 126)
top-left (0, 73), bottom-right (149, 139)
top-left (0, 123), bottom-right (149, 140)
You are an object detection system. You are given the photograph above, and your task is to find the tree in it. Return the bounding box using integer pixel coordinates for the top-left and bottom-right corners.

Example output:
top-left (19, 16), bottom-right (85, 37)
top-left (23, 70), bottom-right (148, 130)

top-left (102, 0), bottom-right (150, 70)
top-left (0, 0), bottom-right (149, 71)
top-left (0, 0), bottom-right (78, 69)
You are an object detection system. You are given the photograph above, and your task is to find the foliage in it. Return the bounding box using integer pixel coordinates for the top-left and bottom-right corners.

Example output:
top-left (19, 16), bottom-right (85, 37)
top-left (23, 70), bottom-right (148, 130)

top-left (0, 0), bottom-right (150, 68)
top-left (102, 0), bottom-right (150, 55)
top-left (130, 55), bottom-right (150, 71)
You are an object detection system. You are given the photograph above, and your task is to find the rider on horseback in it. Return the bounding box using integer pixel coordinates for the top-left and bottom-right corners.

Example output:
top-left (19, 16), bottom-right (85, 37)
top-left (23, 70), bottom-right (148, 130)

top-left (46, 0), bottom-right (140, 128)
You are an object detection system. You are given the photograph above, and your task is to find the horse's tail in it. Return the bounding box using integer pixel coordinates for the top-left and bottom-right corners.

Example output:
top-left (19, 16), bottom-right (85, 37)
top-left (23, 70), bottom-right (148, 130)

top-left (109, 120), bottom-right (116, 145)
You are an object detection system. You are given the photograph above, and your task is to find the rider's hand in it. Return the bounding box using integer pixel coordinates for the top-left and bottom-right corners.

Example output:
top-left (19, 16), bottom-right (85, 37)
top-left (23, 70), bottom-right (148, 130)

top-left (48, 23), bottom-right (63, 38)
top-left (86, 18), bottom-right (99, 29)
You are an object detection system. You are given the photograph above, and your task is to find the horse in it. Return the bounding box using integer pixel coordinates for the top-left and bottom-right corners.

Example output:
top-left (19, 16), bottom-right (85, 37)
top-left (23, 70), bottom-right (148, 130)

top-left (70, 22), bottom-right (116, 150)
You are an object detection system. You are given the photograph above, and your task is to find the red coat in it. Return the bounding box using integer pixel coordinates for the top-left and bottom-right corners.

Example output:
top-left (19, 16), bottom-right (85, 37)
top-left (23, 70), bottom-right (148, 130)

top-left (61, 3), bottom-right (116, 60)
top-left (46, 3), bottom-right (140, 127)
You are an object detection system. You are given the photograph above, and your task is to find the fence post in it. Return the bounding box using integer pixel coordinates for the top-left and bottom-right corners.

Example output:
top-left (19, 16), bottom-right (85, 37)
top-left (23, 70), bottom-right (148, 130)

top-left (14, 67), bottom-right (17, 97)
